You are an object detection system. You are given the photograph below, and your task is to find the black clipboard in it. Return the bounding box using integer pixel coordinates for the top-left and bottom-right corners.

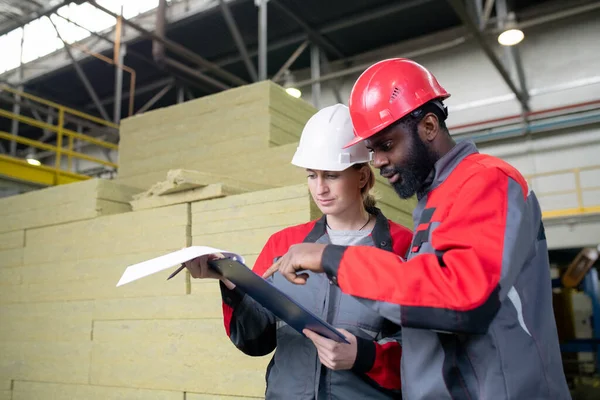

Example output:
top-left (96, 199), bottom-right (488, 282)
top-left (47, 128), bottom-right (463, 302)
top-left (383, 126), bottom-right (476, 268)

top-left (208, 257), bottom-right (350, 344)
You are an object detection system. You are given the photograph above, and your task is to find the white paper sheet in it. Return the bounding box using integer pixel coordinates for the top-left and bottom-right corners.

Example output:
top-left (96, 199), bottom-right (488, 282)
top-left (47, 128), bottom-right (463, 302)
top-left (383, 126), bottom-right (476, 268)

top-left (116, 246), bottom-right (244, 287)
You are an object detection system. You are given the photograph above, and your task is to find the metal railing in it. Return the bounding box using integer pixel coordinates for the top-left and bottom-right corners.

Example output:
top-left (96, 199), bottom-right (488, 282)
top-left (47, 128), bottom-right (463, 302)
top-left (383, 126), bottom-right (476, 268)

top-left (526, 165), bottom-right (600, 219)
top-left (0, 85), bottom-right (119, 186)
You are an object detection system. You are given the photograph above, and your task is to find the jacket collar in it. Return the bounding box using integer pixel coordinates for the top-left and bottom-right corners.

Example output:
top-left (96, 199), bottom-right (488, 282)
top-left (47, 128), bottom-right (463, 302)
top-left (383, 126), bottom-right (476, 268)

top-left (417, 140), bottom-right (479, 199)
top-left (303, 206), bottom-right (392, 252)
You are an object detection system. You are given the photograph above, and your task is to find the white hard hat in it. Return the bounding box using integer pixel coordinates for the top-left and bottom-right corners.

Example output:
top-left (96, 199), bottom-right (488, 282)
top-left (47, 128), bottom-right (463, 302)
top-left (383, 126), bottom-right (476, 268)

top-left (291, 104), bottom-right (371, 171)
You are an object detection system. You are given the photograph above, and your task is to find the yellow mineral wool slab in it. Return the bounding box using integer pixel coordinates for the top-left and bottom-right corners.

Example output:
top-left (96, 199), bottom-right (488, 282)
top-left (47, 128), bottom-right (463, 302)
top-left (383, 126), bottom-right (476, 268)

top-left (0, 230), bottom-right (24, 250)
top-left (0, 341), bottom-right (91, 384)
top-left (90, 319), bottom-right (269, 397)
top-left (0, 301), bottom-right (93, 342)
top-left (11, 381), bottom-right (183, 400)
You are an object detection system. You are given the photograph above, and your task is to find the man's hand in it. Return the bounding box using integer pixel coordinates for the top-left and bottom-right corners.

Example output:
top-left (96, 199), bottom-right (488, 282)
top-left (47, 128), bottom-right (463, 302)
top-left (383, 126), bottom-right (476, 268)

top-left (262, 243), bottom-right (326, 284)
top-left (184, 253), bottom-right (235, 289)
top-left (303, 328), bottom-right (357, 370)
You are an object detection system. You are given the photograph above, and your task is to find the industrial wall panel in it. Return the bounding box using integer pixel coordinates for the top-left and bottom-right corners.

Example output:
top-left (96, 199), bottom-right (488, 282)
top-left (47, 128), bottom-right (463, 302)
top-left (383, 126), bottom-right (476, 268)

top-left (89, 319), bottom-right (269, 397)
top-left (11, 381), bottom-right (183, 400)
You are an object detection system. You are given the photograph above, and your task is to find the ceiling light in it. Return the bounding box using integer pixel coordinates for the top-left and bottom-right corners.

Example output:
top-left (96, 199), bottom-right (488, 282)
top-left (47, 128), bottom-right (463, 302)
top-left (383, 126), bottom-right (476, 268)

top-left (283, 69), bottom-right (302, 98)
top-left (26, 157), bottom-right (41, 166)
top-left (285, 87), bottom-right (302, 98)
top-left (498, 28), bottom-right (524, 46)
top-left (25, 149), bottom-right (41, 166)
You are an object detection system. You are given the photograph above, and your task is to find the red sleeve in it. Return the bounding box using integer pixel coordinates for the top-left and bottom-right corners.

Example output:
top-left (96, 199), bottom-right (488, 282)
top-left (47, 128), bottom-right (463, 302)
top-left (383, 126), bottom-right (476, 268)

top-left (367, 341), bottom-right (402, 390)
top-left (389, 220), bottom-right (413, 260)
top-left (352, 221), bottom-right (410, 391)
top-left (323, 167), bottom-right (530, 334)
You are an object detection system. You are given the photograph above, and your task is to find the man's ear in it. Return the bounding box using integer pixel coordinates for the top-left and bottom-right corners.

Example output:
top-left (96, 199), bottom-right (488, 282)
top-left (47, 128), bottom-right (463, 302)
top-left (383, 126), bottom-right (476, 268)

top-left (420, 113), bottom-right (440, 143)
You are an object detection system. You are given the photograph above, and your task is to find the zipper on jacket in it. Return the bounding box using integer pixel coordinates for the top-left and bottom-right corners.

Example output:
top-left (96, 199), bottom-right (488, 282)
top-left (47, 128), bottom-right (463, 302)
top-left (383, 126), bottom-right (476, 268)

top-left (313, 273), bottom-right (331, 398)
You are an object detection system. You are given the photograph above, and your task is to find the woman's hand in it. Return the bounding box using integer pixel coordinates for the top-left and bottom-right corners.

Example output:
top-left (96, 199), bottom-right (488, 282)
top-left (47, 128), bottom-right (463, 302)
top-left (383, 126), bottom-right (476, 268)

top-left (303, 328), bottom-right (358, 370)
top-left (183, 253), bottom-right (236, 289)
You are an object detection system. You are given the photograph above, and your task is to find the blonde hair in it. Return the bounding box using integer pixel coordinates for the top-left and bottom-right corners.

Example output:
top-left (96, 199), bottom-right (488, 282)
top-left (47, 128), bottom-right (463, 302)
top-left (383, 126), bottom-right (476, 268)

top-left (352, 163), bottom-right (377, 210)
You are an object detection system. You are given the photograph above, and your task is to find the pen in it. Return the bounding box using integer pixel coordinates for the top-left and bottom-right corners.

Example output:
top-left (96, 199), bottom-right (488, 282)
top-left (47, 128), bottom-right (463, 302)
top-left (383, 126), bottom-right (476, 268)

top-left (167, 263), bottom-right (186, 280)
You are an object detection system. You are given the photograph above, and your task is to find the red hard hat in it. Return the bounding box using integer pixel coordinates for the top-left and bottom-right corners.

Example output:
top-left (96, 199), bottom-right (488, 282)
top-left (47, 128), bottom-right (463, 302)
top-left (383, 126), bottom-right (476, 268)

top-left (345, 58), bottom-right (450, 148)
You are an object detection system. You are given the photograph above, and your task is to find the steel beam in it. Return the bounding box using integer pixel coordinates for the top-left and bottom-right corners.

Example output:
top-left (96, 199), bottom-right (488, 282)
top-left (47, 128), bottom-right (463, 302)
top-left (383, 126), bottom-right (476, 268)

top-left (9, 96), bottom-right (20, 156)
top-left (177, 86), bottom-right (185, 103)
top-left (153, 0), bottom-right (167, 67)
top-left (292, 37), bottom-right (466, 88)
top-left (220, 0), bottom-right (258, 81)
top-left (54, 13), bottom-right (164, 74)
top-left (164, 58), bottom-right (231, 91)
top-left (446, 0), bottom-right (528, 110)
top-left (113, 41), bottom-right (126, 124)
top-left (272, 40), bottom-right (309, 82)
top-left (185, 88), bottom-right (195, 100)
top-left (320, 50), bottom-right (343, 104)
top-left (135, 83), bottom-right (173, 114)
top-left (257, 0), bottom-right (268, 80)
top-left (310, 44), bottom-right (321, 109)
top-left (87, 78), bottom-right (174, 109)
top-left (0, 0), bottom-right (73, 36)
top-left (49, 20), bottom-right (111, 122)
top-left (495, 0), bottom-right (529, 111)
top-left (88, 0), bottom-right (247, 87)
top-left (9, 29), bottom-right (25, 157)
top-left (481, 0), bottom-right (495, 30)
top-left (270, 0), bottom-right (344, 60)
top-left (203, 0), bottom-right (432, 77)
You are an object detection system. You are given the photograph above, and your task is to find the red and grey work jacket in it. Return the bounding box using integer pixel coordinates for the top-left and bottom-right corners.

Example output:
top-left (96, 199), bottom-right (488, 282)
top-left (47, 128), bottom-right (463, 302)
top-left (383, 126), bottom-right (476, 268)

top-left (320, 141), bottom-right (571, 399)
top-left (220, 208), bottom-right (412, 399)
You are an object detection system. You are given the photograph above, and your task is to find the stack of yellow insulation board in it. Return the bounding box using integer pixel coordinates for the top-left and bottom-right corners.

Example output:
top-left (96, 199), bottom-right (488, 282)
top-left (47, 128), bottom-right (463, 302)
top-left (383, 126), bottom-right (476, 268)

top-left (0, 81), bottom-right (417, 400)
top-left (116, 80), bottom-right (316, 191)
top-left (0, 178), bottom-right (140, 234)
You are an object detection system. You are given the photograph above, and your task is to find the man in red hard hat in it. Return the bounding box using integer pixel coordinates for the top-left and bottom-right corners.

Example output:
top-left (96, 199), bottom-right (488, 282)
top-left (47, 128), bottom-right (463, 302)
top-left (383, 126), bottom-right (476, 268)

top-left (264, 58), bottom-right (571, 399)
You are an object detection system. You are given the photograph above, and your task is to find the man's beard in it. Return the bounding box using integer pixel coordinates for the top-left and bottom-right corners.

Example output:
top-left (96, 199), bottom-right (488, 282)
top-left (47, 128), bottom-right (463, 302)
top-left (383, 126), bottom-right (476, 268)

top-left (380, 128), bottom-right (438, 199)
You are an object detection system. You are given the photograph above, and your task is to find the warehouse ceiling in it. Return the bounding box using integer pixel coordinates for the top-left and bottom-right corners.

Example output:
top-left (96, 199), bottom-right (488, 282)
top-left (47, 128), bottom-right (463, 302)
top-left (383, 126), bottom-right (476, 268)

top-left (0, 0), bottom-right (597, 149)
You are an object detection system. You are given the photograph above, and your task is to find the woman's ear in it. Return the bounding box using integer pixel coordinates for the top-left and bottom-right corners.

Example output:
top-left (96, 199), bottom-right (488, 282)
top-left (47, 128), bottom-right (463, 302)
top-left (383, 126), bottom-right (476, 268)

top-left (358, 165), bottom-right (370, 189)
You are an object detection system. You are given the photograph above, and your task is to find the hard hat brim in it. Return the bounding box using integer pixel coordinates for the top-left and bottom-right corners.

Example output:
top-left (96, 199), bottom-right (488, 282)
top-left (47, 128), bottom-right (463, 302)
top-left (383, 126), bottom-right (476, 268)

top-left (342, 134), bottom-right (367, 149)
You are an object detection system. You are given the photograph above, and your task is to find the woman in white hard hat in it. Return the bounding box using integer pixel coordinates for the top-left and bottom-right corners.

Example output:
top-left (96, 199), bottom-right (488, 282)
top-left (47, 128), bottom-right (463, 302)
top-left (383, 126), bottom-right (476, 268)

top-left (185, 104), bottom-right (412, 399)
